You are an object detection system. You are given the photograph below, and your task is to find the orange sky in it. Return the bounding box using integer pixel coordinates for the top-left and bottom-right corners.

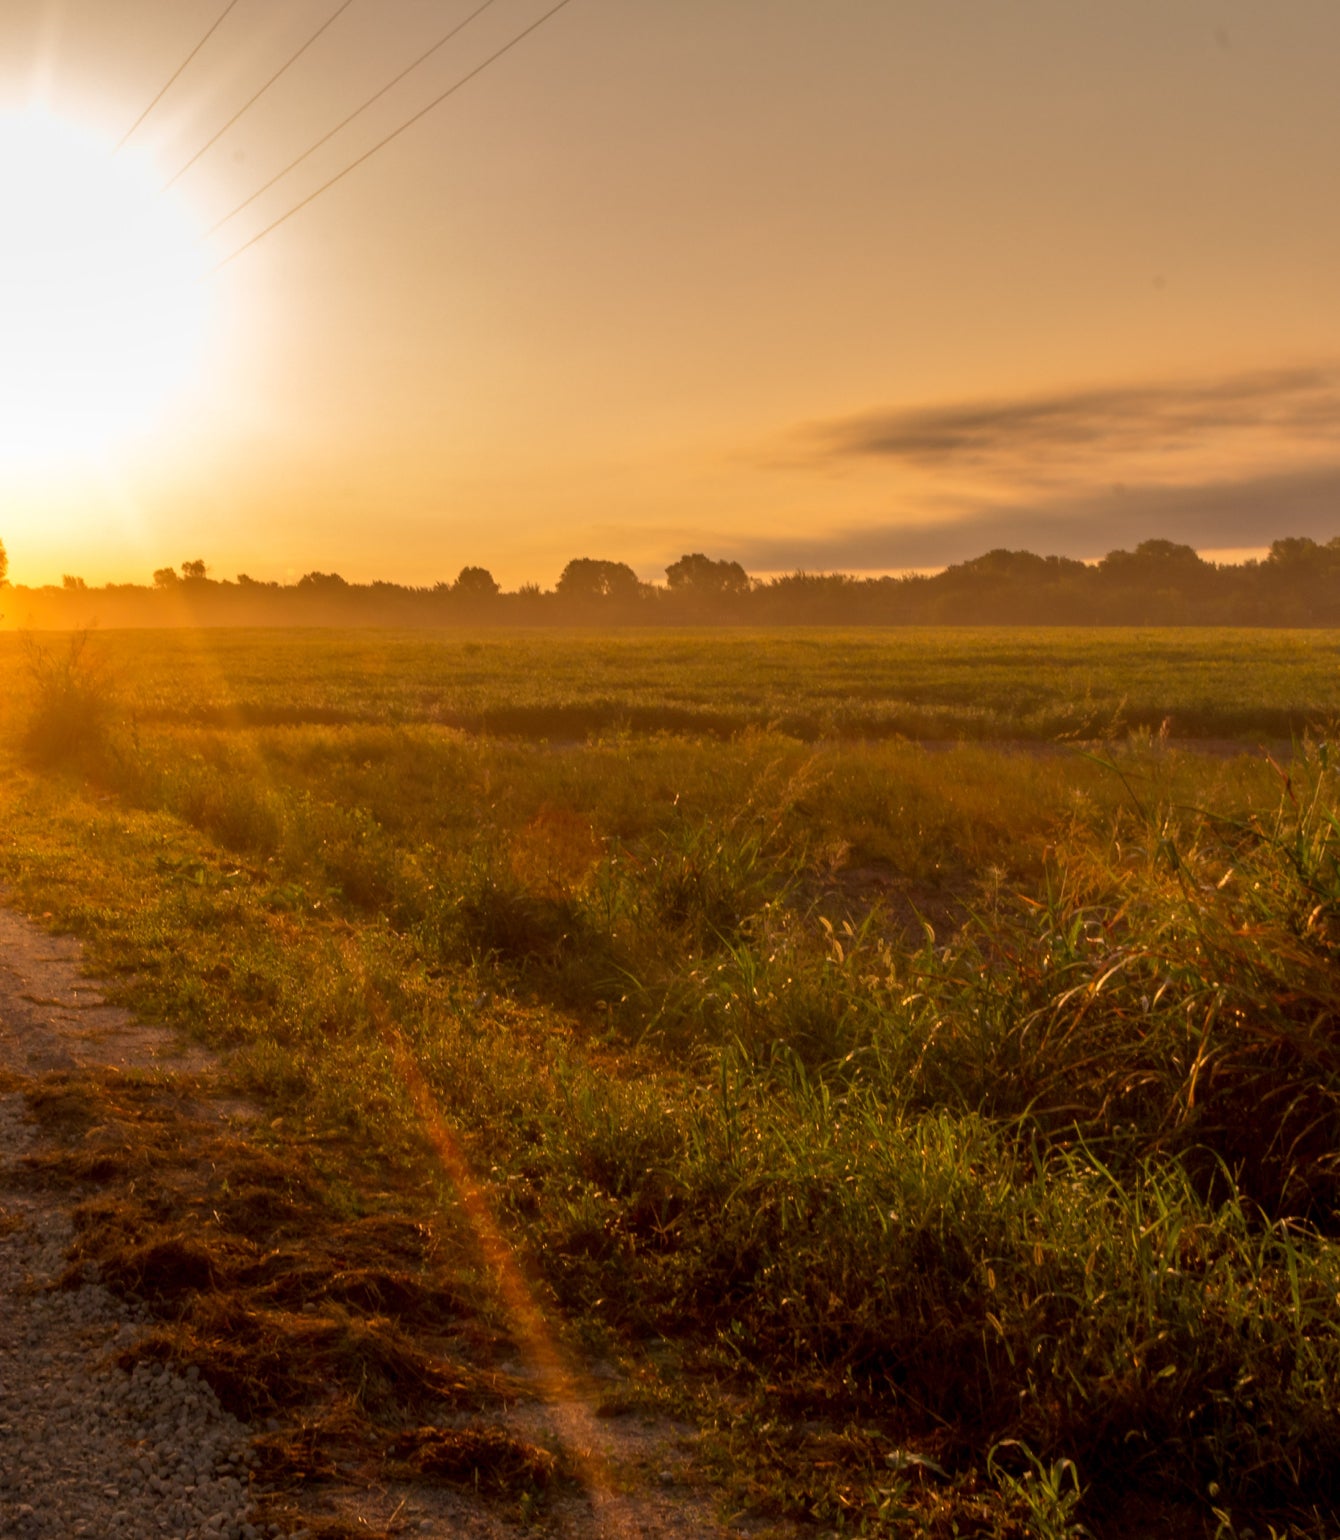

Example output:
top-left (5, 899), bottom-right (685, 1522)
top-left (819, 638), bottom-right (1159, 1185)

top-left (2, 1), bottom-right (1339, 588)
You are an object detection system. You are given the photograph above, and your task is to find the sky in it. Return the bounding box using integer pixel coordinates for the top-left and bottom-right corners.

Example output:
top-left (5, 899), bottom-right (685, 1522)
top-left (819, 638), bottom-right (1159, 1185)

top-left (1, 1), bottom-right (1339, 589)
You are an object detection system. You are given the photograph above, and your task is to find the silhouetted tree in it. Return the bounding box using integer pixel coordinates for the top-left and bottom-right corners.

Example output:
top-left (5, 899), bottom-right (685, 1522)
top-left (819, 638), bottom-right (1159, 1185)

top-left (15, 530), bottom-right (1340, 628)
top-left (1089, 540), bottom-right (1217, 622)
top-left (665, 552), bottom-right (750, 599)
top-left (754, 571), bottom-right (864, 623)
top-left (947, 549), bottom-right (1086, 582)
top-left (0, 539), bottom-right (8, 586)
top-left (1098, 539), bottom-right (1207, 583)
top-left (1267, 536), bottom-right (1323, 570)
top-left (927, 549), bottom-right (1090, 622)
top-left (556, 558), bottom-right (643, 605)
top-left (1258, 536), bottom-right (1340, 623)
top-left (454, 565), bottom-right (500, 599)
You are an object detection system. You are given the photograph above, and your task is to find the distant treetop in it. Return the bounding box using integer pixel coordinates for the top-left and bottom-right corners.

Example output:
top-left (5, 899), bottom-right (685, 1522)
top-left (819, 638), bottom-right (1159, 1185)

top-left (556, 558), bottom-right (642, 604)
top-left (454, 565), bottom-right (500, 599)
top-left (12, 535), bottom-right (1338, 627)
top-left (666, 552), bottom-right (750, 598)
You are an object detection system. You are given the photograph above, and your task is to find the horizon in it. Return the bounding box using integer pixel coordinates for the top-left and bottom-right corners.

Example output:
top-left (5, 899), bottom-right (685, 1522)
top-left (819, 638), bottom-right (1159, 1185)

top-left (7, 541), bottom-right (1286, 595)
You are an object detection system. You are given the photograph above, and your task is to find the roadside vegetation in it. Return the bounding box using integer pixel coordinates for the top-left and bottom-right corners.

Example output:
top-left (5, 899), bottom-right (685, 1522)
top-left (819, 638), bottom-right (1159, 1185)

top-left (2, 628), bottom-right (1337, 1538)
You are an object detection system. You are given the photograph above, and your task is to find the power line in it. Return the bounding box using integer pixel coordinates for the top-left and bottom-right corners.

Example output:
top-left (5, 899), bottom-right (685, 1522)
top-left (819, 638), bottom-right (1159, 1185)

top-left (214, 0), bottom-right (576, 269)
top-left (207, 0), bottom-right (501, 239)
top-left (116, 0), bottom-right (244, 151)
top-left (167, 0), bottom-right (360, 189)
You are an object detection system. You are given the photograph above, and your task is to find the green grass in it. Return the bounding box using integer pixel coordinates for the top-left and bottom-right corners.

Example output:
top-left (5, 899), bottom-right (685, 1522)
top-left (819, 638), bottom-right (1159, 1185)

top-left (2, 625), bottom-right (1337, 740)
top-left (2, 627), bottom-right (1339, 1537)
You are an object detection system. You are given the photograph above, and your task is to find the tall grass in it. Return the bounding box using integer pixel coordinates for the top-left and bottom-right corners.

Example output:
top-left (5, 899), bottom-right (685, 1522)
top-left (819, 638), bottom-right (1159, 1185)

top-left (4, 640), bottom-right (1337, 1531)
top-left (389, 743), bottom-right (1340, 1517)
top-left (19, 630), bottom-right (119, 768)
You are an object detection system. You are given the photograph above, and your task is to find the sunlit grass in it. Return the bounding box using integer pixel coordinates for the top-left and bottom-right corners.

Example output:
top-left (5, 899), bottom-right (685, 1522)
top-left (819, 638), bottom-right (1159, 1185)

top-left (1, 626), bottom-right (1336, 741)
top-left (2, 628), bottom-right (1338, 1535)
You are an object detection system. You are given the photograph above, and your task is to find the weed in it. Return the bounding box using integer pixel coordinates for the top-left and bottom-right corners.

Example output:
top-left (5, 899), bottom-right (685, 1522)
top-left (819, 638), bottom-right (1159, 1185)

top-left (987, 1442), bottom-right (1092, 1540)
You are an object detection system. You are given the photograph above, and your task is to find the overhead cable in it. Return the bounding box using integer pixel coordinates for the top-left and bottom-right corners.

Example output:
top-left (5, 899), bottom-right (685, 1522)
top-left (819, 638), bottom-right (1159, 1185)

top-left (207, 0), bottom-right (501, 238)
top-left (116, 0), bottom-right (244, 151)
top-left (167, 0), bottom-right (360, 189)
top-left (215, 0), bottom-right (575, 268)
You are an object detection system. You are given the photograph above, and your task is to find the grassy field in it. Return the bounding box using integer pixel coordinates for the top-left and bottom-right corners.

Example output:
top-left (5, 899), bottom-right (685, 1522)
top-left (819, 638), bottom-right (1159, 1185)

top-left (3, 627), bottom-right (1339, 1538)
top-left (22, 625), bottom-right (1340, 740)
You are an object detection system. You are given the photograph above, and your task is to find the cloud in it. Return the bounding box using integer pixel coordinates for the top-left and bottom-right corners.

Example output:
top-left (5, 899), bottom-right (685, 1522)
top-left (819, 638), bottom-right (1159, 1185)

top-left (793, 366), bottom-right (1340, 478)
top-left (730, 463), bottom-right (1340, 573)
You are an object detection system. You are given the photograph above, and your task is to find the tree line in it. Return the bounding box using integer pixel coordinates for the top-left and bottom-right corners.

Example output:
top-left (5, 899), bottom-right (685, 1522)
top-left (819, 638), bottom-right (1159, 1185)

top-left (6, 536), bottom-right (1340, 627)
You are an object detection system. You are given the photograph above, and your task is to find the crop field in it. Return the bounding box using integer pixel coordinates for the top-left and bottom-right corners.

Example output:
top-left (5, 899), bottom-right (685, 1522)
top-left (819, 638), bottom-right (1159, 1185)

top-left (32, 624), bottom-right (1340, 740)
top-left (2, 626), bottom-right (1339, 1538)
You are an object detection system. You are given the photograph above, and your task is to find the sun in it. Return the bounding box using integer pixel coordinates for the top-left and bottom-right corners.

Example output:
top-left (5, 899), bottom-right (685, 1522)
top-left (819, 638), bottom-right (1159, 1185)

top-left (0, 106), bottom-right (214, 467)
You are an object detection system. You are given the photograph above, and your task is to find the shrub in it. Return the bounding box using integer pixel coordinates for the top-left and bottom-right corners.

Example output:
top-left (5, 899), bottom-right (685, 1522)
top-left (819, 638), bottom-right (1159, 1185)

top-left (21, 630), bottom-right (118, 769)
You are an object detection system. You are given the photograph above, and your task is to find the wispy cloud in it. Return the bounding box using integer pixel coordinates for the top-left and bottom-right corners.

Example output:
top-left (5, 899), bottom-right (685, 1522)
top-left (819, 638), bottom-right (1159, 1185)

top-left (730, 464), bottom-right (1340, 573)
top-left (791, 366), bottom-right (1340, 482)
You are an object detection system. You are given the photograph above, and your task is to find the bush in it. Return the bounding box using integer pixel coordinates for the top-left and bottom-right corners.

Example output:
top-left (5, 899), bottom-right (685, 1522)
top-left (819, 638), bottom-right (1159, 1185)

top-left (21, 631), bottom-right (118, 769)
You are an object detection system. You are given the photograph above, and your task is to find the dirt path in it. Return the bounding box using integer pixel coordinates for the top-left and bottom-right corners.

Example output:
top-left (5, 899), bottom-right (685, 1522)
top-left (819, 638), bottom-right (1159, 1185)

top-left (0, 907), bottom-right (748, 1540)
top-left (0, 910), bottom-right (217, 1081)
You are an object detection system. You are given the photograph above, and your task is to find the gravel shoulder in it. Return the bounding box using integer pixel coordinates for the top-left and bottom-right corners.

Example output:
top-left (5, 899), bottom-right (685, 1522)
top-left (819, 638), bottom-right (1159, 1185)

top-left (0, 907), bottom-right (745, 1540)
top-left (0, 910), bottom-right (260, 1540)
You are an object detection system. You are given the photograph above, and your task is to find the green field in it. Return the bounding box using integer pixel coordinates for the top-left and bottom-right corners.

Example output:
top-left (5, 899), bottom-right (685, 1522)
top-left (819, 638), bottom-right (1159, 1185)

top-left (28, 625), bottom-right (1340, 740)
top-left (3, 627), bottom-right (1339, 1538)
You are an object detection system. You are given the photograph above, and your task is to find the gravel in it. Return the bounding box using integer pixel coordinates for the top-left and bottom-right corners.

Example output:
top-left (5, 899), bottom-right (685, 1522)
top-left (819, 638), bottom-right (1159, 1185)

top-left (0, 913), bottom-right (295, 1540)
top-left (0, 1097), bottom-right (291, 1540)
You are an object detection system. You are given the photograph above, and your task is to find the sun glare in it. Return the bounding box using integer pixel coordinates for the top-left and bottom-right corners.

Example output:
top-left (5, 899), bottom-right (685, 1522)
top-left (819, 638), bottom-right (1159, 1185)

top-left (0, 106), bottom-right (213, 466)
